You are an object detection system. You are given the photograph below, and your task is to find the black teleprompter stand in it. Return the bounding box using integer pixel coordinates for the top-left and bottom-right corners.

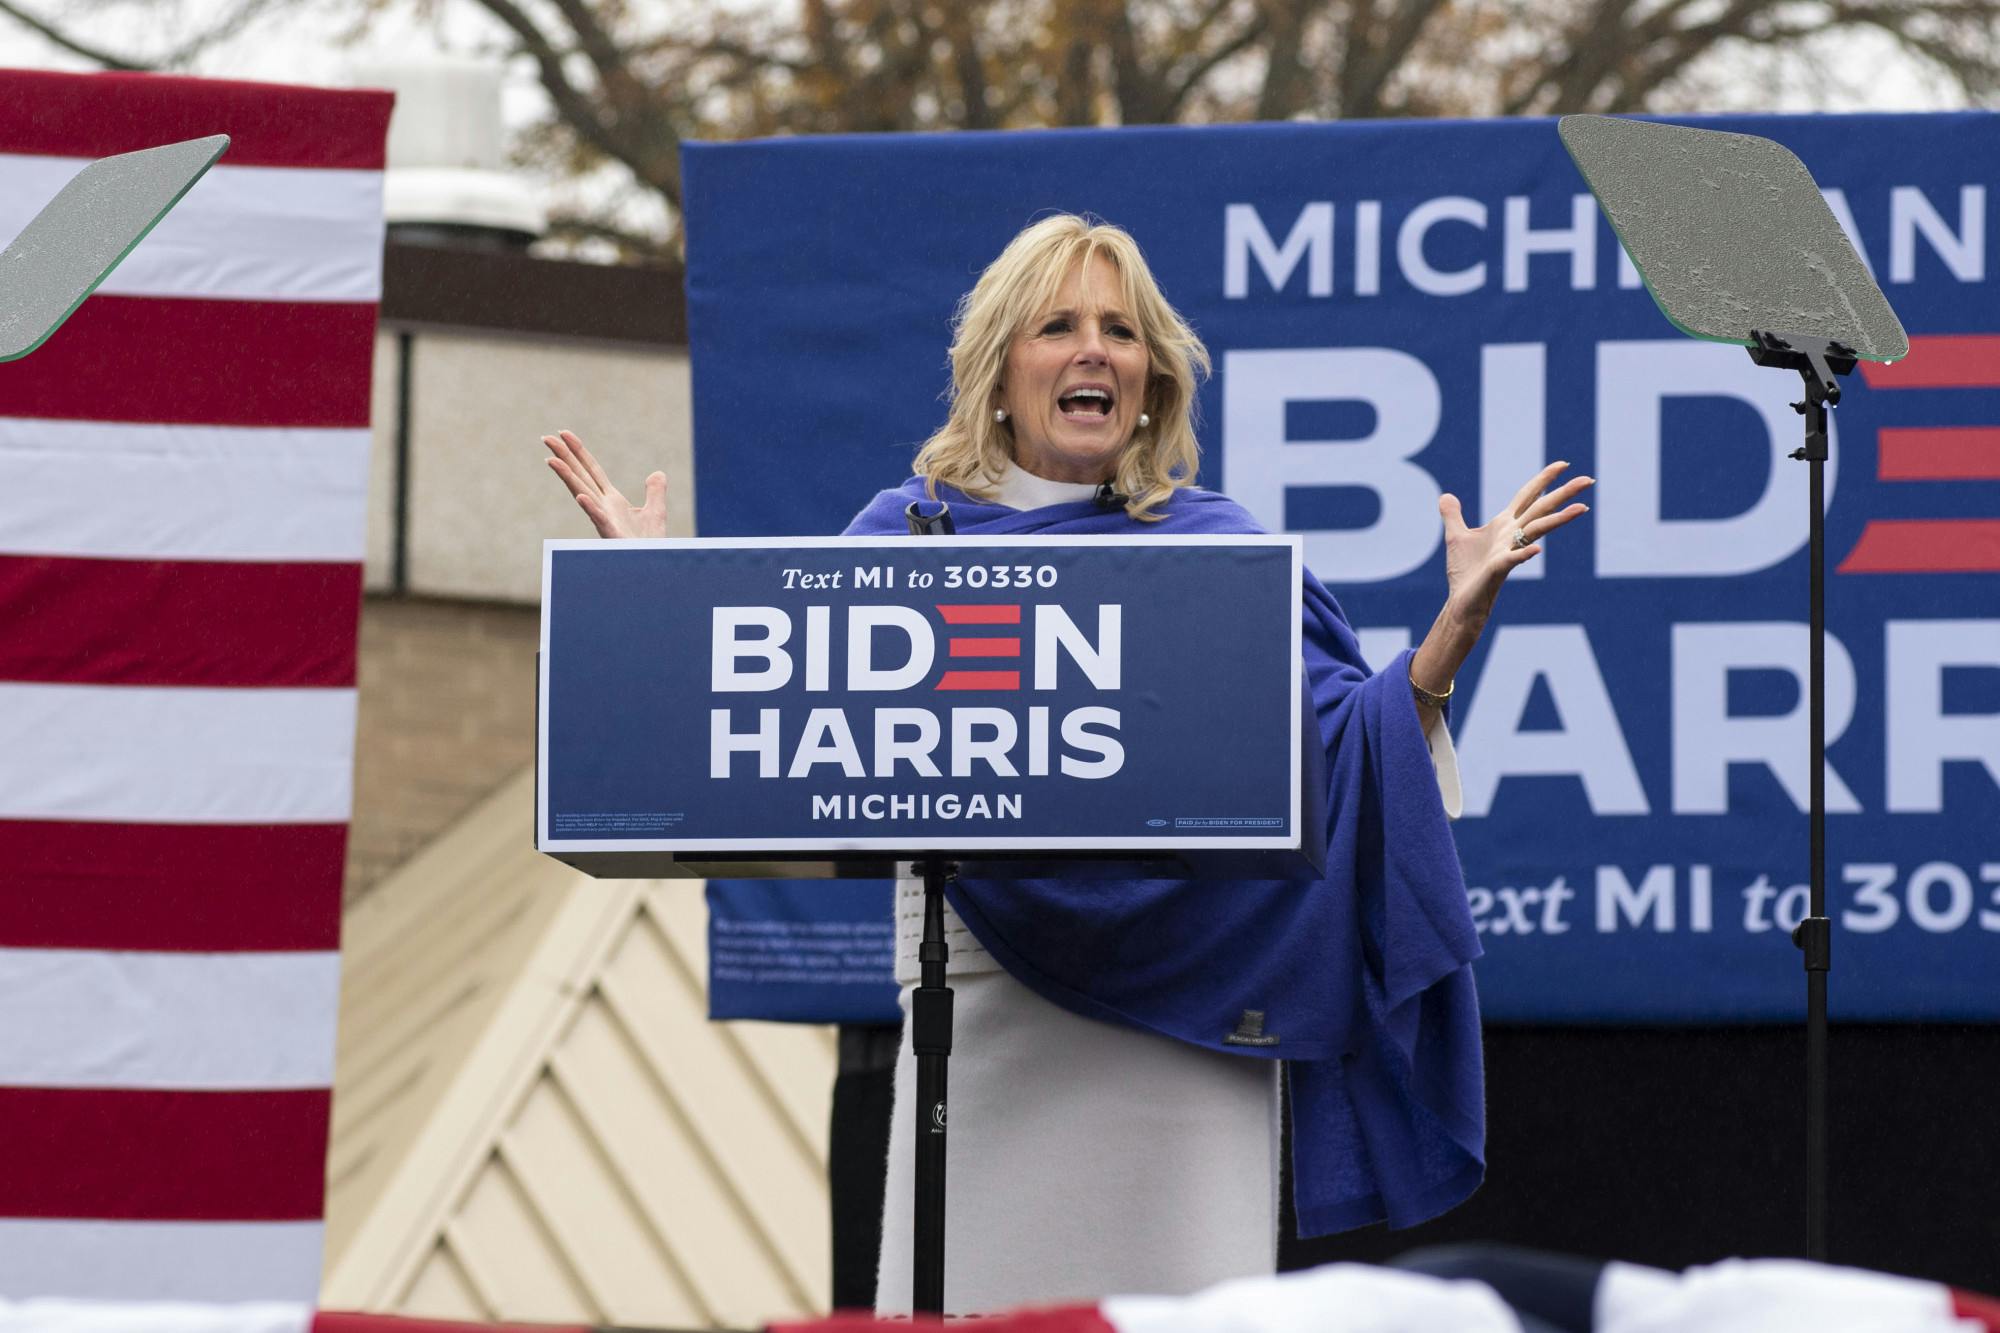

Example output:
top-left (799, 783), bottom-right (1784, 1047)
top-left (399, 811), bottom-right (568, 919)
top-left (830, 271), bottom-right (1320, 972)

top-left (904, 498), bottom-right (957, 1317)
top-left (1500, 112), bottom-right (1910, 1265)
top-left (1747, 329), bottom-right (1855, 1262)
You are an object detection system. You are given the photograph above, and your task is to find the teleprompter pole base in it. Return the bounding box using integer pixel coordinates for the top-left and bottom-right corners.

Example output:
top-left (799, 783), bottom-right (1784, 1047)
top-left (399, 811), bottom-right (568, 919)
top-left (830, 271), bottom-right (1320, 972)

top-left (911, 857), bottom-right (956, 1317)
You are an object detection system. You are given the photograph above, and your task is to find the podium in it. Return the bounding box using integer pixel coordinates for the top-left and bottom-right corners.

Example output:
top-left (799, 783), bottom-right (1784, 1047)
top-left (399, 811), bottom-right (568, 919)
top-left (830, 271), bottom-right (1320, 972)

top-left (537, 535), bottom-right (1319, 879)
top-left (536, 534), bottom-right (1318, 1314)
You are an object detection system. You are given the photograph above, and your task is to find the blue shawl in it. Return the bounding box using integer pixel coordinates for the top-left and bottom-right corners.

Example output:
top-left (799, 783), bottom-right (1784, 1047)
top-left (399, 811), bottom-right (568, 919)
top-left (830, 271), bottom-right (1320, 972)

top-left (846, 477), bottom-right (1485, 1236)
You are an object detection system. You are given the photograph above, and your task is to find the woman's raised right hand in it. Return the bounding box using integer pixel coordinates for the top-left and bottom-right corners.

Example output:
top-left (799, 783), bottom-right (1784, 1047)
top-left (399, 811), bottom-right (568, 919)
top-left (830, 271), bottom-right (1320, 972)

top-left (542, 429), bottom-right (668, 540)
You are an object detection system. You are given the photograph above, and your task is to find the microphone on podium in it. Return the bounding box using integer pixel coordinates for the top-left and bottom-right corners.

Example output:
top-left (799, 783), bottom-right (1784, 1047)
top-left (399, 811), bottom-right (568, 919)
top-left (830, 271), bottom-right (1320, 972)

top-left (905, 499), bottom-right (955, 536)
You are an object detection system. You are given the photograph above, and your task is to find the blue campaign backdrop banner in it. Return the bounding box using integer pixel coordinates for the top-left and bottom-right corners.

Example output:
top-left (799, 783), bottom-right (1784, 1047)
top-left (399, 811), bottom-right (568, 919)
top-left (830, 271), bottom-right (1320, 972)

top-left (539, 538), bottom-right (1300, 851)
top-left (680, 113), bottom-right (2000, 1025)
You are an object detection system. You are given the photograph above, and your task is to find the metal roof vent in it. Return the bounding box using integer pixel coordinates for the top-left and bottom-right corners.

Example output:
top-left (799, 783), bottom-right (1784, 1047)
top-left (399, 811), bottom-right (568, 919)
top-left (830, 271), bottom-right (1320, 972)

top-left (349, 58), bottom-right (546, 249)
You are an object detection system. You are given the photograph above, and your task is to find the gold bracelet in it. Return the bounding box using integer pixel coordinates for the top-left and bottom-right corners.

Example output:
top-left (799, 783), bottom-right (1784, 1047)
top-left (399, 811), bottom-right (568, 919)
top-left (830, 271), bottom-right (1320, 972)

top-left (1409, 671), bottom-right (1453, 710)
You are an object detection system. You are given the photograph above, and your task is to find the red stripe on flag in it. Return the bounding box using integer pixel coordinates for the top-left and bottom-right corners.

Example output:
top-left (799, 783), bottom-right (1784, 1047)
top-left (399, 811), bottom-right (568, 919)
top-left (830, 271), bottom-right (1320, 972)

top-left (0, 70), bottom-right (394, 169)
top-left (1839, 520), bottom-right (2000, 573)
top-left (936, 670), bottom-right (1020, 690)
top-left (1877, 428), bottom-right (2000, 480)
top-left (948, 637), bottom-right (1021, 657)
top-left (0, 296), bottom-right (377, 428)
top-left (0, 556), bottom-right (361, 688)
top-left (0, 820), bottom-right (344, 951)
top-left (1952, 1289), bottom-right (2000, 1332)
top-left (0, 1087), bottom-right (329, 1219)
top-left (936, 604), bottom-right (1021, 624)
top-left (772, 1305), bottom-right (1117, 1333)
top-left (1858, 335), bottom-right (2000, 389)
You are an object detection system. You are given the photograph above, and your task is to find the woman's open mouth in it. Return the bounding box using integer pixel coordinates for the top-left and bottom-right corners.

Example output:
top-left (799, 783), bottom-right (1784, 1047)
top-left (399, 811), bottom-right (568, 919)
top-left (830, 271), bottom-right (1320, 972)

top-left (1057, 386), bottom-right (1114, 421)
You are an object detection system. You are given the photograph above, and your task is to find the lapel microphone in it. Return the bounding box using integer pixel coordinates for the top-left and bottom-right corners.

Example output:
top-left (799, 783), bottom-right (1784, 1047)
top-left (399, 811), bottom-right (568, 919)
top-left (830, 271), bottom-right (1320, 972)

top-left (1094, 480), bottom-right (1128, 508)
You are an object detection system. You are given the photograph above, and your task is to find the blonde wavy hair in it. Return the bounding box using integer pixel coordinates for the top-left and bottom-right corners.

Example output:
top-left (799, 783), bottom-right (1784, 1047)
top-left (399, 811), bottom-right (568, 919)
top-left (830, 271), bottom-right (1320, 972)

top-left (913, 214), bottom-right (1211, 521)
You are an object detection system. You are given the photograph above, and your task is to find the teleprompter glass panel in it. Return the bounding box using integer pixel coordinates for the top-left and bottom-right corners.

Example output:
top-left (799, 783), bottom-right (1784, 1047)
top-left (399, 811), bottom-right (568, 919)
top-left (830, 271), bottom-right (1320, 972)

top-left (0, 134), bottom-right (229, 362)
top-left (1558, 115), bottom-right (1907, 362)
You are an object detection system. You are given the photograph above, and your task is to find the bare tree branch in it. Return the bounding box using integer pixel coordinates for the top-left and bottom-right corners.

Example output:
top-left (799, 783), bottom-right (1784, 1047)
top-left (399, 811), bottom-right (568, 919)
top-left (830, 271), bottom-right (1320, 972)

top-left (543, 0), bottom-right (683, 194)
top-left (543, 213), bottom-right (681, 266)
top-left (0, 0), bottom-right (296, 72)
top-left (476, 0), bottom-right (685, 207)
top-left (158, 0), bottom-right (291, 68)
top-left (0, 0), bottom-right (154, 68)
top-left (1255, 0), bottom-right (1312, 119)
top-left (1827, 0), bottom-right (2000, 98)
top-left (1592, 0), bottom-right (1771, 112)
top-left (940, 0), bottom-right (995, 129)
top-left (1339, 0), bottom-right (1451, 116)
top-left (1156, 4), bottom-right (1270, 122)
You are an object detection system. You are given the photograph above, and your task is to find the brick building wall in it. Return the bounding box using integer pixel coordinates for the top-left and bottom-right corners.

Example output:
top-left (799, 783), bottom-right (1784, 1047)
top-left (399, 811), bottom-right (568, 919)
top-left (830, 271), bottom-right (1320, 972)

top-left (344, 596), bottom-right (541, 900)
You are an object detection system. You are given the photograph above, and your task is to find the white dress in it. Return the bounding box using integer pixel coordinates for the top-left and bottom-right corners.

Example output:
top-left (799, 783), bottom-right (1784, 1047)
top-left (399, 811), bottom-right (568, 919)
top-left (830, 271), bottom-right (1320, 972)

top-left (873, 466), bottom-right (1461, 1315)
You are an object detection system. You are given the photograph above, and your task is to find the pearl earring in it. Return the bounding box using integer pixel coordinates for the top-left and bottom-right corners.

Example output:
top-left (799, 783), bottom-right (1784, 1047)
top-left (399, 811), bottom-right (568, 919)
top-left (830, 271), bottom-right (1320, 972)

top-left (994, 408), bottom-right (1008, 423)
top-left (1137, 412), bottom-right (1151, 429)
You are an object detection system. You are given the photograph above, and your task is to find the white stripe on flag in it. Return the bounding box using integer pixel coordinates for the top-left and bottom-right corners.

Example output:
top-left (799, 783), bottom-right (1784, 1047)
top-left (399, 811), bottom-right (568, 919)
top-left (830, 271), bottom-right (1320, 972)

top-left (0, 156), bottom-right (385, 303)
top-left (0, 420), bottom-right (371, 562)
top-left (0, 950), bottom-right (339, 1089)
top-left (0, 684), bottom-right (356, 823)
top-left (0, 1219), bottom-right (324, 1304)
top-left (1592, 1258), bottom-right (1965, 1331)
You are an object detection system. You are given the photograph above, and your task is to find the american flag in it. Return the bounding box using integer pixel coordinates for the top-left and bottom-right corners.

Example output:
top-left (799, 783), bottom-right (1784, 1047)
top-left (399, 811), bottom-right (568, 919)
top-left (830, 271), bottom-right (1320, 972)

top-left (0, 70), bottom-right (390, 1300)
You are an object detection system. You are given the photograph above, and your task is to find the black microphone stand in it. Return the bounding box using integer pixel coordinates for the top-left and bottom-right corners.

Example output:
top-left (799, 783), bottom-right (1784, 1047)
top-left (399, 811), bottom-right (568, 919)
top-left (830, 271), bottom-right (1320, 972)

top-left (903, 498), bottom-right (957, 1316)
top-left (1746, 329), bottom-right (1853, 1262)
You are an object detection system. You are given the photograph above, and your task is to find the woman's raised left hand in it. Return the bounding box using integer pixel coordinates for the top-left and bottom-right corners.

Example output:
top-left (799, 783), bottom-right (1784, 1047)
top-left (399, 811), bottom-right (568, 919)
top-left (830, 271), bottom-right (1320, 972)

top-left (1437, 461), bottom-right (1593, 638)
top-left (542, 429), bottom-right (669, 540)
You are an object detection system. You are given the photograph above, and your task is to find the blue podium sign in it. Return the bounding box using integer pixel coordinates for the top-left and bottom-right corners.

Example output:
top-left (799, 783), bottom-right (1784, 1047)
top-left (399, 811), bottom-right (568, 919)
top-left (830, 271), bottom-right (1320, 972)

top-left (538, 535), bottom-right (1302, 870)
